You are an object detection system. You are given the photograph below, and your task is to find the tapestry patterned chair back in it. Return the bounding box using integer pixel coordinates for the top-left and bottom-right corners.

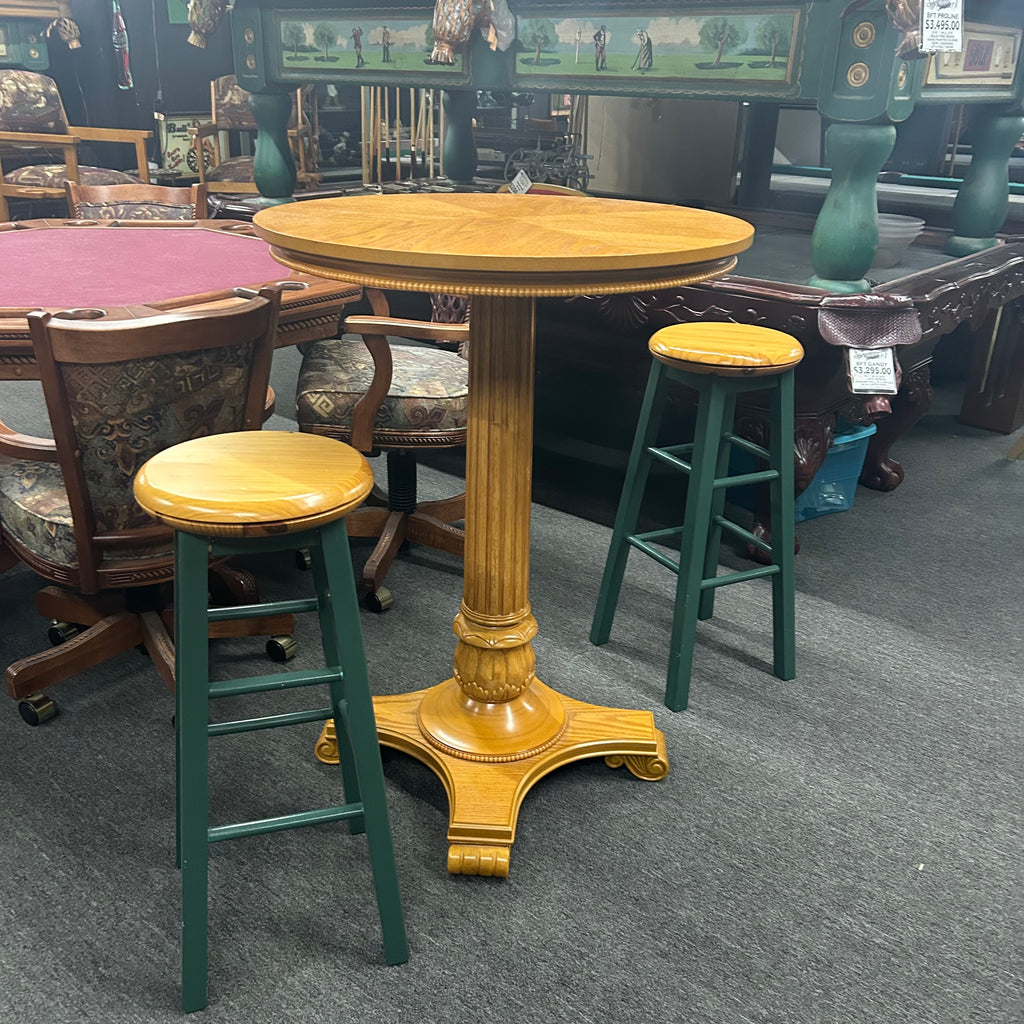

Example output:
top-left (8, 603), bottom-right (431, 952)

top-left (26, 291), bottom-right (280, 589)
top-left (0, 69), bottom-right (69, 134)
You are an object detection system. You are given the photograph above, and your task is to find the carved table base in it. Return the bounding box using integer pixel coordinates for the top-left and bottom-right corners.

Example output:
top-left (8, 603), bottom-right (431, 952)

top-left (315, 681), bottom-right (668, 876)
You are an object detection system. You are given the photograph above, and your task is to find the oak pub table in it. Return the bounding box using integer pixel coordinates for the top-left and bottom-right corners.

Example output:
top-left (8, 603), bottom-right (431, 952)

top-left (254, 192), bottom-right (754, 876)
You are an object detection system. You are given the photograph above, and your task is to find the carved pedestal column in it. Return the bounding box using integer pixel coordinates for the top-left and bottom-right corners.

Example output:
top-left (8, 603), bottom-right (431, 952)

top-left (949, 109), bottom-right (1024, 257)
top-left (809, 122), bottom-right (896, 293)
top-left (251, 90), bottom-right (297, 202)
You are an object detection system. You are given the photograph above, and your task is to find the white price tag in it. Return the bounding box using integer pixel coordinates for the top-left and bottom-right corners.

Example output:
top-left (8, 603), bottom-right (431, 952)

top-left (847, 347), bottom-right (898, 395)
top-left (507, 170), bottom-right (533, 194)
top-left (920, 0), bottom-right (963, 53)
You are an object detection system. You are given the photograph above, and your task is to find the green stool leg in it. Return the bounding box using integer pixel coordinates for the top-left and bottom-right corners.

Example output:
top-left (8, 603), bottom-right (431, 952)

top-left (591, 359), bottom-right (670, 646)
top-left (769, 369), bottom-right (797, 680)
top-left (175, 530), bottom-right (212, 1014)
top-left (309, 529), bottom-right (363, 836)
top-left (697, 389), bottom-right (737, 622)
top-left (664, 377), bottom-right (728, 712)
top-left (318, 521), bottom-right (409, 967)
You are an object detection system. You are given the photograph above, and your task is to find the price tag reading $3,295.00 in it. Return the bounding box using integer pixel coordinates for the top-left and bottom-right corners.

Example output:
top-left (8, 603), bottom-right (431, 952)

top-left (847, 348), bottom-right (898, 395)
top-left (921, 0), bottom-right (963, 53)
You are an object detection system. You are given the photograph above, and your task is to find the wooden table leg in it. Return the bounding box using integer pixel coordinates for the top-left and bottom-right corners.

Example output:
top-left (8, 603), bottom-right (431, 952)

top-left (316, 294), bottom-right (668, 875)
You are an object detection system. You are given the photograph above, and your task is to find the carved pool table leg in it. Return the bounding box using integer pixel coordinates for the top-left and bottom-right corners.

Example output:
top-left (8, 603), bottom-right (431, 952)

top-left (741, 412), bottom-right (833, 562)
top-left (860, 362), bottom-right (933, 492)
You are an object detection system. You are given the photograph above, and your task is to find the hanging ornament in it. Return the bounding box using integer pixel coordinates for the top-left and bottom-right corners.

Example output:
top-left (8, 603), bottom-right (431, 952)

top-left (46, 0), bottom-right (82, 50)
top-left (112, 0), bottom-right (133, 89)
top-left (187, 0), bottom-right (228, 49)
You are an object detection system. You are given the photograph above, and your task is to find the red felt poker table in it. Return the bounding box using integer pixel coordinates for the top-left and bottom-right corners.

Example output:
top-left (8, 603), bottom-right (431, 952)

top-left (0, 219), bottom-right (362, 380)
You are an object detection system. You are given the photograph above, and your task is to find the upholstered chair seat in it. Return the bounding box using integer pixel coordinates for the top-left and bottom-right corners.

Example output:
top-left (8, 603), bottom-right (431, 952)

top-left (294, 316), bottom-right (470, 612)
top-left (4, 164), bottom-right (141, 190)
top-left (297, 336), bottom-right (468, 443)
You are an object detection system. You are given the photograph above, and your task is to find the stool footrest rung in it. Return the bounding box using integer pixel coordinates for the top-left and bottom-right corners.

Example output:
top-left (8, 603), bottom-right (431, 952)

top-left (649, 445), bottom-right (778, 490)
top-left (208, 667), bottom-right (341, 699)
top-left (208, 706), bottom-right (336, 737)
top-left (650, 444), bottom-right (694, 473)
top-left (700, 564), bottom-right (780, 590)
top-left (207, 597), bottom-right (319, 623)
top-left (207, 802), bottom-right (364, 843)
top-left (628, 534), bottom-right (682, 573)
top-left (713, 514), bottom-right (772, 554)
top-left (722, 432), bottom-right (770, 460)
top-left (715, 469), bottom-right (777, 489)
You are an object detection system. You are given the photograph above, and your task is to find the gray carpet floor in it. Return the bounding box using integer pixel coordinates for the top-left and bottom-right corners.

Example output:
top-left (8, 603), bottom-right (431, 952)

top-left (0, 348), bottom-right (1021, 1023)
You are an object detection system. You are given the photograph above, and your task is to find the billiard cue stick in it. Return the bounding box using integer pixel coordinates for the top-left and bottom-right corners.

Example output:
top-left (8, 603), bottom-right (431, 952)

top-left (391, 87), bottom-right (399, 179)
top-left (403, 87), bottom-right (411, 178)
top-left (437, 91), bottom-right (443, 178)
top-left (364, 84), bottom-right (372, 183)
top-left (376, 87), bottom-right (383, 183)
top-left (384, 87), bottom-right (390, 178)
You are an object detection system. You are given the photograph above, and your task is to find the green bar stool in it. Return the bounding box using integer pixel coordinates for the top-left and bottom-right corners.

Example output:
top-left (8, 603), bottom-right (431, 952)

top-left (133, 431), bottom-right (408, 1013)
top-left (590, 322), bottom-right (804, 712)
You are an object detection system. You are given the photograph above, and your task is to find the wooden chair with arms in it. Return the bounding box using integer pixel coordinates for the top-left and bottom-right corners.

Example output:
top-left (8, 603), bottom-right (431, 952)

top-left (66, 181), bottom-right (209, 220)
top-left (190, 75), bottom-right (319, 195)
top-left (0, 288), bottom-right (291, 725)
top-left (0, 69), bottom-right (151, 221)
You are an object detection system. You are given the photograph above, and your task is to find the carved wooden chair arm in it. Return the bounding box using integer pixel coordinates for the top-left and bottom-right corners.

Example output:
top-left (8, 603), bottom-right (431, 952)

top-left (0, 417), bottom-right (57, 461)
top-left (0, 129), bottom-right (81, 146)
top-left (68, 125), bottom-right (151, 181)
top-left (348, 330), bottom-right (393, 454)
top-left (344, 315), bottom-right (470, 346)
top-left (70, 125), bottom-right (151, 144)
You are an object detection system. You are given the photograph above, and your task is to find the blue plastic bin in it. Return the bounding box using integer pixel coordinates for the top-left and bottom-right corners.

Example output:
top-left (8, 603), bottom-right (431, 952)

top-left (794, 423), bottom-right (877, 522)
top-left (728, 422), bottom-right (877, 522)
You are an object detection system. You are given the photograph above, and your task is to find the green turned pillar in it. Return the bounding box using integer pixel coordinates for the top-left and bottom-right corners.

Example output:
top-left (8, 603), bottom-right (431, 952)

top-left (809, 122), bottom-right (896, 293)
top-left (442, 89), bottom-right (477, 184)
top-left (948, 109), bottom-right (1024, 257)
top-left (250, 90), bottom-right (296, 204)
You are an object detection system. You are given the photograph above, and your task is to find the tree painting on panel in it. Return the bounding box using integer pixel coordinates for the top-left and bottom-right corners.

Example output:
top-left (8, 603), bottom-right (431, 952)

top-left (753, 15), bottom-right (792, 68)
top-left (313, 22), bottom-right (338, 62)
top-left (282, 21), bottom-right (304, 58)
top-left (697, 16), bottom-right (748, 69)
top-left (519, 18), bottom-right (557, 66)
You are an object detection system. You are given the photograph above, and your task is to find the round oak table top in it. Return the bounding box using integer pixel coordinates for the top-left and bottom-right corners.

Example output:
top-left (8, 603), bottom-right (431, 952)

top-left (253, 192), bottom-right (754, 296)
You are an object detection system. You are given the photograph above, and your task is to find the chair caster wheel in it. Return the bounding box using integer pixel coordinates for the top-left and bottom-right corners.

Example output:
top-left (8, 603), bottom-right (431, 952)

top-left (295, 548), bottom-right (312, 571)
top-left (19, 692), bottom-right (58, 726)
top-left (267, 635), bottom-right (298, 662)
top-left (364, 587), bottom-right (393, 613)
top-left (48, 620), bottom-right (81, 646)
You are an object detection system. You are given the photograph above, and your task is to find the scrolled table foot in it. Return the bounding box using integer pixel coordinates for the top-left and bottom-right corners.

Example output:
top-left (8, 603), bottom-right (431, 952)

top-left (315, 721), bottom-right (339, 764)
top-left (448, 843), bottom-right (511, 877)
top-left (605, 730), bottom-right (669, 781)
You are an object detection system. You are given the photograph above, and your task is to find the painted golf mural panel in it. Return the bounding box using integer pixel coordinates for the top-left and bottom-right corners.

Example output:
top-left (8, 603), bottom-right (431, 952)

top-left (512, 10), bottom-right (801, 85)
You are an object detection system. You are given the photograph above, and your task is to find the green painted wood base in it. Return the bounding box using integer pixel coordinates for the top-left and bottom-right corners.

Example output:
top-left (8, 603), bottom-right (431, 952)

top-left (442, 89), bottom-right (477, 183)
top-left (949, 110), bottom-right (1024, 257)
top-left (810, 122), bottom-right (896, 292)
top-left (590, 359), bottom-right (797, 712)
top-left (174, 520), bottom-right (407, 1013)
top-left (251, 90), bottom-right (298, 200)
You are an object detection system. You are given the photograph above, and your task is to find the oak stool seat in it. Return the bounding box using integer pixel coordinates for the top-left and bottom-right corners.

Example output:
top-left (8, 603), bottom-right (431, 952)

top-left (134, 430), bottom-right (408, 1012)
top-left (590, 322), bottom-right (804, 712)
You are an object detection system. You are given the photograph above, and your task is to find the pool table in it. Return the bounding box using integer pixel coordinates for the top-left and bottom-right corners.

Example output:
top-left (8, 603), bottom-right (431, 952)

top-left (229, 0), bottom-right (1024, 289)
top-left (0, 219), bottom-right (362, 380)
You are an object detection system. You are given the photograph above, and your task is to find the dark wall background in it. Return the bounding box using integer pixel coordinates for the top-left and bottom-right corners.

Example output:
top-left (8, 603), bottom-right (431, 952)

top-left (48, 0), bottom-right (233, 169)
